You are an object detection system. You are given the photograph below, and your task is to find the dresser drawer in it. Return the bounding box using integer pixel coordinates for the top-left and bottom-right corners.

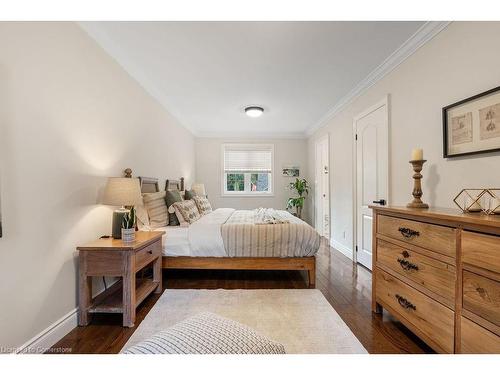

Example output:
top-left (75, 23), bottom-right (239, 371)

top-left (376, 239), bottom-right (456, 302)
top-left (462, 231), bottom-right (500, 274)
top-left (460, 317), bottom-right (500, 353)
top-left (135, 241), bottom-right (161, 270)
top-left (377, 215), bottom-right (456, 258)
top-left (376, 269), bottom-right (455, 353)
top-left (463, 271), bottom-right (500, 327)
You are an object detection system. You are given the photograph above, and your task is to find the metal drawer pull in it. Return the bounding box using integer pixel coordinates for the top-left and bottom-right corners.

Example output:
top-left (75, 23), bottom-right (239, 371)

top-left (476, 287), bottom-right (486, 297)
top-left (398, 227), bottom-right (420, 239)
top-left (395, 294), bottom-right (416, 310)
top-left (397, 258), bottom-right (419, 271)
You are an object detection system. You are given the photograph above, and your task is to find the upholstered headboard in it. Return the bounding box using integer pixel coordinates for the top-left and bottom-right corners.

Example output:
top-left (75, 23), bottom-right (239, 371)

top-left (123, 168), bottom-right (183, 194)
top-left (139, 177), bottom-right (160, 193)
top-left (165, 177), bottom-right (185, 192)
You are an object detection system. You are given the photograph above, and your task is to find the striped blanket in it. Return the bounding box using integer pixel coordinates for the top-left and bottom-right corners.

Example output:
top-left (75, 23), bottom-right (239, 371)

top-left (220, 209), bottom-right (320, 257)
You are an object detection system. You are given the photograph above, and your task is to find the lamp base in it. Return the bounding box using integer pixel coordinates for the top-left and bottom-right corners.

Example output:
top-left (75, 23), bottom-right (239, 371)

top-left (112, 208), bottom-right (129, 239)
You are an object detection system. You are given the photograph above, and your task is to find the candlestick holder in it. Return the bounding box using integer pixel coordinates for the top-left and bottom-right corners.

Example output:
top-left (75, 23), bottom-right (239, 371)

top-left (407, 159), bottom-right (429, 209)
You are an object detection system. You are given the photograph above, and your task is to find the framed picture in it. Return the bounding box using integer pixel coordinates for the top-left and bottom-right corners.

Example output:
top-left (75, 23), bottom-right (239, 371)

top-left (282, 166), bottom-right (300, 177)
top-left (443, 85), bottom-right (500, 158)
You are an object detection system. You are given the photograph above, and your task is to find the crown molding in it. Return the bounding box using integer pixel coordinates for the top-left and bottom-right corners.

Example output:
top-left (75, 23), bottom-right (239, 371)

top-left (195, 131), bottom-right (307, 140)
top-left (305, 21), bottom-right (451, 137)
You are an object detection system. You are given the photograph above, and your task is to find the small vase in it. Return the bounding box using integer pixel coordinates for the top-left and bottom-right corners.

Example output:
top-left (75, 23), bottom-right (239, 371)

top-left (121, 228), bottom-right (135, 242)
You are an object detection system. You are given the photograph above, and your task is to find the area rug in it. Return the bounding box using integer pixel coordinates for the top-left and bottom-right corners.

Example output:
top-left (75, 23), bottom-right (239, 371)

top-left (121, 289), bottom-right (367, 354)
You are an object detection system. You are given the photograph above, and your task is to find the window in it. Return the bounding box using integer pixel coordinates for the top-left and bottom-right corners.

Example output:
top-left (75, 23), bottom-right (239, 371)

top-left (222, 144), bottom-right (274, 195)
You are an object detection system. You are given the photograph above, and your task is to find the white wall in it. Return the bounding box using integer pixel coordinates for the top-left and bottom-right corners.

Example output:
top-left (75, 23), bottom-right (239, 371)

top-left (195, 138), bottom-right (309, 220)
top-left (0, 22), bottom-right (195, 349)
top-left (307, 21), bottom-right (500, 258)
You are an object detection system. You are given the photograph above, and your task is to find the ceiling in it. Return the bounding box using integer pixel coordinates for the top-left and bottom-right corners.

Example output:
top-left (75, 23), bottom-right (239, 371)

top-left (81, 21), bottom-right (426, 138)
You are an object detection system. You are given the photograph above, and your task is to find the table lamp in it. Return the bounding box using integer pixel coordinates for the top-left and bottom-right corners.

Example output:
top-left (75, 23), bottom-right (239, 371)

top-left (191, 183), bottom-right (206, 197)
top-left (102, 177), bottom-right (141, 239)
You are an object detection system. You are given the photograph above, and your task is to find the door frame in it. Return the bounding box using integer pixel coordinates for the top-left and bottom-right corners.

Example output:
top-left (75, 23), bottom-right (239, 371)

top-left (314, 133), bottom-right (330, 239)
top-left (352, 95), bottom-right (390, 264)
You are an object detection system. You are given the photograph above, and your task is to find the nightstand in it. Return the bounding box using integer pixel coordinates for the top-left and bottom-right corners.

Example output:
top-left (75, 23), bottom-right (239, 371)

top-left (77, 231), bottom-right (164, 327)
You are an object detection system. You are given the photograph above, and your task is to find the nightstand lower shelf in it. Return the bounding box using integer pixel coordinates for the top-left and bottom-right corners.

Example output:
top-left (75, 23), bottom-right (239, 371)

top-left (89, 278), bottom-right (160, 314)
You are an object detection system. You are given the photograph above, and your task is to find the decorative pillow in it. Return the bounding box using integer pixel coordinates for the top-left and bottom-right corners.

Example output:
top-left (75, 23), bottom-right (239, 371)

top-left (192, 196), bottom-right (212, 216)
top-left (123, 312), bottom-right (286, 354)
top-left (169, 205), bottom-right (189, 227)
top-left (184, 189), bottom-right (197, 200)
top-left (165, 190), bottom-right (183, 226)
top-left (135, 198), bottom-right (150, 230)
top-left (172, 200), bottom-right (201, 224)
top-left (142, 191), bottom-right (168, 228)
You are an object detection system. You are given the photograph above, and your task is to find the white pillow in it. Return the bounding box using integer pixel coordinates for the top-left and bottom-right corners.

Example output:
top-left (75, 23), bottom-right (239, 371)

top-left (123, 312), bottom-right (286, 354)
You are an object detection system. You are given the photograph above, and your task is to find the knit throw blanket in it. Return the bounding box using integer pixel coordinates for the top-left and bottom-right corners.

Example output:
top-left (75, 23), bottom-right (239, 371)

top-left (254, 208), bottom-right (290, 224)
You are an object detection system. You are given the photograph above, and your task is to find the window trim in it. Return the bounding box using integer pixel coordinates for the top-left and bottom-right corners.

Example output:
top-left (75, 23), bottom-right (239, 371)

top-left (221, 143), bottom-right (275, 197)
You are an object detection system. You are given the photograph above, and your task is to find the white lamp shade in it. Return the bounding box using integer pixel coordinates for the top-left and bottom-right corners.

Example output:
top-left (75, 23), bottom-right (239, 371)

top-left (191, 183), bottom-right (206, 197)
top-left (102, 177), bottom-right (141, 206)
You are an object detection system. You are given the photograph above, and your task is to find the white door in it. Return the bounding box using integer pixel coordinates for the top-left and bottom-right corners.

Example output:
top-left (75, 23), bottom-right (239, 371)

top-left (355, 98), bottom-right (389, 269)
top-left (315, 135), bottom-right (330, 238)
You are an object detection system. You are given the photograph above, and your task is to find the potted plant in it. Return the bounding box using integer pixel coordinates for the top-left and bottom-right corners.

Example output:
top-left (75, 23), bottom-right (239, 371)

top-left (287, 178), bottom-right (309, 219)
top-left (121, 207), bottom-right (136, 242)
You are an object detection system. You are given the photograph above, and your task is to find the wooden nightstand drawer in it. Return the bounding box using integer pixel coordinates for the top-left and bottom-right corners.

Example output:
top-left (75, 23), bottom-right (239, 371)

top-left (376, 269), bottom-right (454, 353)
top-left (462, 231), bottom-right (500, 274)
top-left (463, 271), bottom-right (500, 327)
top-left (136, 240), bottom-right (162, 270)
top-left (377, 215), bottom-right (456, 258)
top-left (376, 239), bottom-right (455, 302)
top-left (460, 317), bottom-right (500, 353)
top-left (84, 251), bottom-right (124, 276)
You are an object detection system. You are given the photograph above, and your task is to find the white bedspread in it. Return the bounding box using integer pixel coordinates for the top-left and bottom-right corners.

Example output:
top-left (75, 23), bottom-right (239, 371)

top-left (188, 208), bottom-right (235, 257)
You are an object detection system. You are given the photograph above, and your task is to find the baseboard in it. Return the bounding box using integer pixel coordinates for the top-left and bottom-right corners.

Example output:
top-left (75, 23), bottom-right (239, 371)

top-left (16, 308), bottom-right (78, 354)
top-left (330, 239), bottom-right (354, 261)
top-left (16, 278), bottom-right (119, 354)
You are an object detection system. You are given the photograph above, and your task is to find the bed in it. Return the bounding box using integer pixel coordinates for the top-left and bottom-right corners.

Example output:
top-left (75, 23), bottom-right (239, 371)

top-left (137, 174), bottom-right (319, 288)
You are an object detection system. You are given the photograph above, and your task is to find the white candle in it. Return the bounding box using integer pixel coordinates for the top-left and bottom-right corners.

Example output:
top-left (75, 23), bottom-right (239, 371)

top-left (411, 148), bottom-right (423, 161)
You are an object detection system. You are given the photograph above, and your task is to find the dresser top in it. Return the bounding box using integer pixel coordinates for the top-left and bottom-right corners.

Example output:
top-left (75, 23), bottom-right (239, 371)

top-left (77, 231), bottom-right (164, 251)
top-left (370, 205), bottom-right (500, 229)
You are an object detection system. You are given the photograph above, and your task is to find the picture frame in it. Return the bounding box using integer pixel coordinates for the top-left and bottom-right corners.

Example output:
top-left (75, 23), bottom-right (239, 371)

top-left (282, 166), bottom-right (300, 177)
top-left (443, 85), bottom-right (500, 158)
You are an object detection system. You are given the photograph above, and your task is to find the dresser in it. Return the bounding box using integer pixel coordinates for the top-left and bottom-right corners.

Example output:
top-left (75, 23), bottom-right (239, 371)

top-left (371, 206), bottom-right (500, 353)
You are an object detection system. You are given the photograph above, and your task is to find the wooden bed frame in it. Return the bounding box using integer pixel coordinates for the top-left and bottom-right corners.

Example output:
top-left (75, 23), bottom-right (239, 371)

top-left (162, 256), bottom-right (316, 288)
top-left (132, 169), bottom-right (316, 288)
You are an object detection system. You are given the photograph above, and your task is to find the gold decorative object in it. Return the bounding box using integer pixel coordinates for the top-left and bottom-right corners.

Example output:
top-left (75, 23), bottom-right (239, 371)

top-left (407, 159), bottom-right (429, 209)
top-left (485, 189), bottom-right (500, 214)
top-left (453, 189), bottom-right (487, 213)
top-left (452, 188), bottom-right (500, 214)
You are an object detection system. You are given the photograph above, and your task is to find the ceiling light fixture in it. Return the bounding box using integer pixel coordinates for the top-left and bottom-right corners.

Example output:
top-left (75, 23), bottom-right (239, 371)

top-left (245, 106), bottom-right (264, 118)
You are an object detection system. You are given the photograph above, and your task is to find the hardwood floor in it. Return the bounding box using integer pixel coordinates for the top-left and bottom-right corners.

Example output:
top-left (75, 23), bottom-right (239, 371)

top-left (50, 240), bottom-right (433, 354)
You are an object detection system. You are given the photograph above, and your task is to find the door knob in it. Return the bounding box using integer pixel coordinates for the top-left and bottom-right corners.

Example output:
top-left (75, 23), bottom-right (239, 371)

top-left (372, 199), bottom-right (386, 206)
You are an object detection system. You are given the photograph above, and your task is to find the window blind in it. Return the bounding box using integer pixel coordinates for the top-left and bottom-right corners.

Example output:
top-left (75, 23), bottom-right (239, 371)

top-left (223, 145), bottom-right (273, 173)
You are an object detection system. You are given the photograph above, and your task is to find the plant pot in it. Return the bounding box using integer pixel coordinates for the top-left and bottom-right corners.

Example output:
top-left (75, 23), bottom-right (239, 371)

top-left (121, 228), bottom-right (135, 242)
top-left (295, 206), bottom-right (302, 219)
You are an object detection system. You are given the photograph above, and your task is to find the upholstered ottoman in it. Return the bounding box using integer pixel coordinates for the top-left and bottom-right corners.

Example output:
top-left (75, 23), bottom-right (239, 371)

top-left (123, 312), bottom-right (286, 354)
